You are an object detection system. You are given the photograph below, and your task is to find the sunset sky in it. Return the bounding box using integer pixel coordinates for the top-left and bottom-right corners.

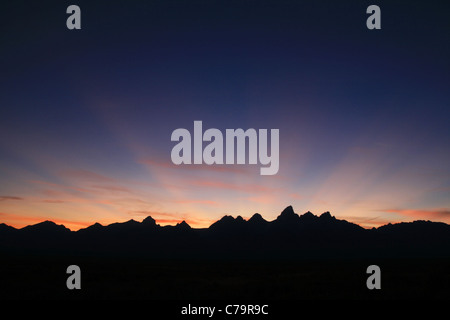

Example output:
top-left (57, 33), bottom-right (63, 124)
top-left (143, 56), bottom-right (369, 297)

top-left (1, 1), bottom-right (449, 231)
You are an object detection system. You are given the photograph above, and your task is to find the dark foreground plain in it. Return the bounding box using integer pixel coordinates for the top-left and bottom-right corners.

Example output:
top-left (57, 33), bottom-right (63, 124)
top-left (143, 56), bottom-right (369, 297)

top-left (1, 206), bottom-right (449, 306)
top-left (1, 255), bottom-right (449, 300)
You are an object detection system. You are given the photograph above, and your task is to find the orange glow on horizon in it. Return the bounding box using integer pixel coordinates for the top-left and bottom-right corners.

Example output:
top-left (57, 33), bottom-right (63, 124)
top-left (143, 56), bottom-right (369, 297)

top-left (3, 203), bottom-right (449, 232)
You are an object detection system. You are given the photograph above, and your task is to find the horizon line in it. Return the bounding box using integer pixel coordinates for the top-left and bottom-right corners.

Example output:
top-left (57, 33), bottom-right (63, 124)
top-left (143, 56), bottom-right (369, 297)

top-left (2, 206), bottom-right (448, 232)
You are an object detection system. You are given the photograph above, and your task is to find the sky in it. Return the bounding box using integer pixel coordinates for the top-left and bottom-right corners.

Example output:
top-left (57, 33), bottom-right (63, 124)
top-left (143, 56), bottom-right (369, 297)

top-left (0, 0), bottom-right (449, 231)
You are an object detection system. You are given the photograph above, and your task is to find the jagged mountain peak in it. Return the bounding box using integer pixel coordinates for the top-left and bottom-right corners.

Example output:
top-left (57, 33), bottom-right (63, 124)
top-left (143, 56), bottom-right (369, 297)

top-left (142, 216), bottom-right (157, 226)
top-left (248, 213), bottom-right (267, 224)
top-left (300, 211), bottom-right (315, 219)
top-left (176, 220), bottom-right (191, 229)
top-left (320, 211), bottom-right (334, 220)
top-left (209, 214), bottom-right (246, 229)
top-left (280, 205), bottom-right (296, 216)
top-left (0, 206), bottom-right (449, 260)
top-left (20, 220), bottom-right (71, 233)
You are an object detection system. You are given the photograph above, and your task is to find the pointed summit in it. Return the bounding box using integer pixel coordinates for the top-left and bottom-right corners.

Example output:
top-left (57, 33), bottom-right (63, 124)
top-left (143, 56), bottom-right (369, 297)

top-left (122, 219), bottom-right (140, 227)
top-left (87, 222), bottom-right (103, 230)
top-left (320, 211), bottom-right (334, 220)
top-left (78, 222), bottom-right (103, 234)
top-left (276, 205), bottom-right (299, 222)
top-left (300, 211), bottom-right (315, 218)
top-left (142, 216), bottom-right (157, 227)
top-left (209, 215), bottom-right (234, 229)
top-left (107, 219), bottom-right (141, 231)
top-left (280, 205), bottom-right (295, 216)
top-left (176, 220), bottom-right (191, 230)
top-left (277, 206), bottom-right (298, 220)
top-left (0, 223), bottom-right (16, 232)
top-left (209, 215), bottom-right (246, 230)
top-left (23, 220), bottom-right (70, 231)
top-left (248, 213), bottom-right (267, 224)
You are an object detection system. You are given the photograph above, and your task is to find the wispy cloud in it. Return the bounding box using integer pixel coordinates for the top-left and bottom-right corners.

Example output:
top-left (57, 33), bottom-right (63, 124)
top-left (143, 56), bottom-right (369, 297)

top-left (190, 180), bottom-right (274, 193)
top-left (130, 210), bottom-right (179, 217)
top-left (341, 215), bottom-right (393, 228)
top-left (245, 194), bottom-right (278, 205)
top-left (174, 199), bottom-right (219, 206)
top-left (90, 185), bottom-right (131, 193)
top-left (0, 196), bottom-right (23, 201)
top-left (381, 208), bottom-right (450, 220)
top-left (289, 193), bottom-right (302, 200)
top-left (59, 169), bottom-right (115, 182)
top-left (41, 199), bottom-right (66, 204)
top-left (139, 159), bottom-right (250, 174)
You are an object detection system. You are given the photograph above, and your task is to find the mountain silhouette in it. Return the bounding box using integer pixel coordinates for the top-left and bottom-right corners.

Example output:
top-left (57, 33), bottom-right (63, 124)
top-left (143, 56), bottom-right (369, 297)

top-left (1, 206), bottom-right (449, 259)
top-left (20, 220), bottom-right (71, 234)
top-left (0, 223), bottom-right (16, 233)
top-left (248, 213), bottom-right (268, 224)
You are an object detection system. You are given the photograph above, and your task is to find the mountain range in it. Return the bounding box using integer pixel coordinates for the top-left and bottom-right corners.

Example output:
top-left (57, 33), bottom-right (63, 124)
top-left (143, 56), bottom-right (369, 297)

top-left (1, 206), bottom-right (449, 259)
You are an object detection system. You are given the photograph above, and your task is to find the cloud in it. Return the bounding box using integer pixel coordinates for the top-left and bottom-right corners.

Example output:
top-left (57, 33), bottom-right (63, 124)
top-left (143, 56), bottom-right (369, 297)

top-left (289, 193), bottom-right (302, 200)
top-left (381, 208), bottom-right (450, 220)
top-left (41, 199), bottom-right (66, 203)
top-left (190, 180), bottom-right (273, 193)
top-left (341, 215), bottom-right (393, 229)
top-left (174, 199), bottom-right (219, 206)
top-left (90, 185), bottom-right (131, 193)
top-left (139, 159), bottom-right (250, 174)
top-left (30, 179), bottom-right (134, 200)
top-left (245, 194), bottom-right (278, 204)
top-left (0, 196), bottom-right (23, 201)
top-left (30, 180), bottom-right (91, 197)
top-left (59, 169), bottom-right (114, 182)
top-left (130, 210), bottom-right (178, 217)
